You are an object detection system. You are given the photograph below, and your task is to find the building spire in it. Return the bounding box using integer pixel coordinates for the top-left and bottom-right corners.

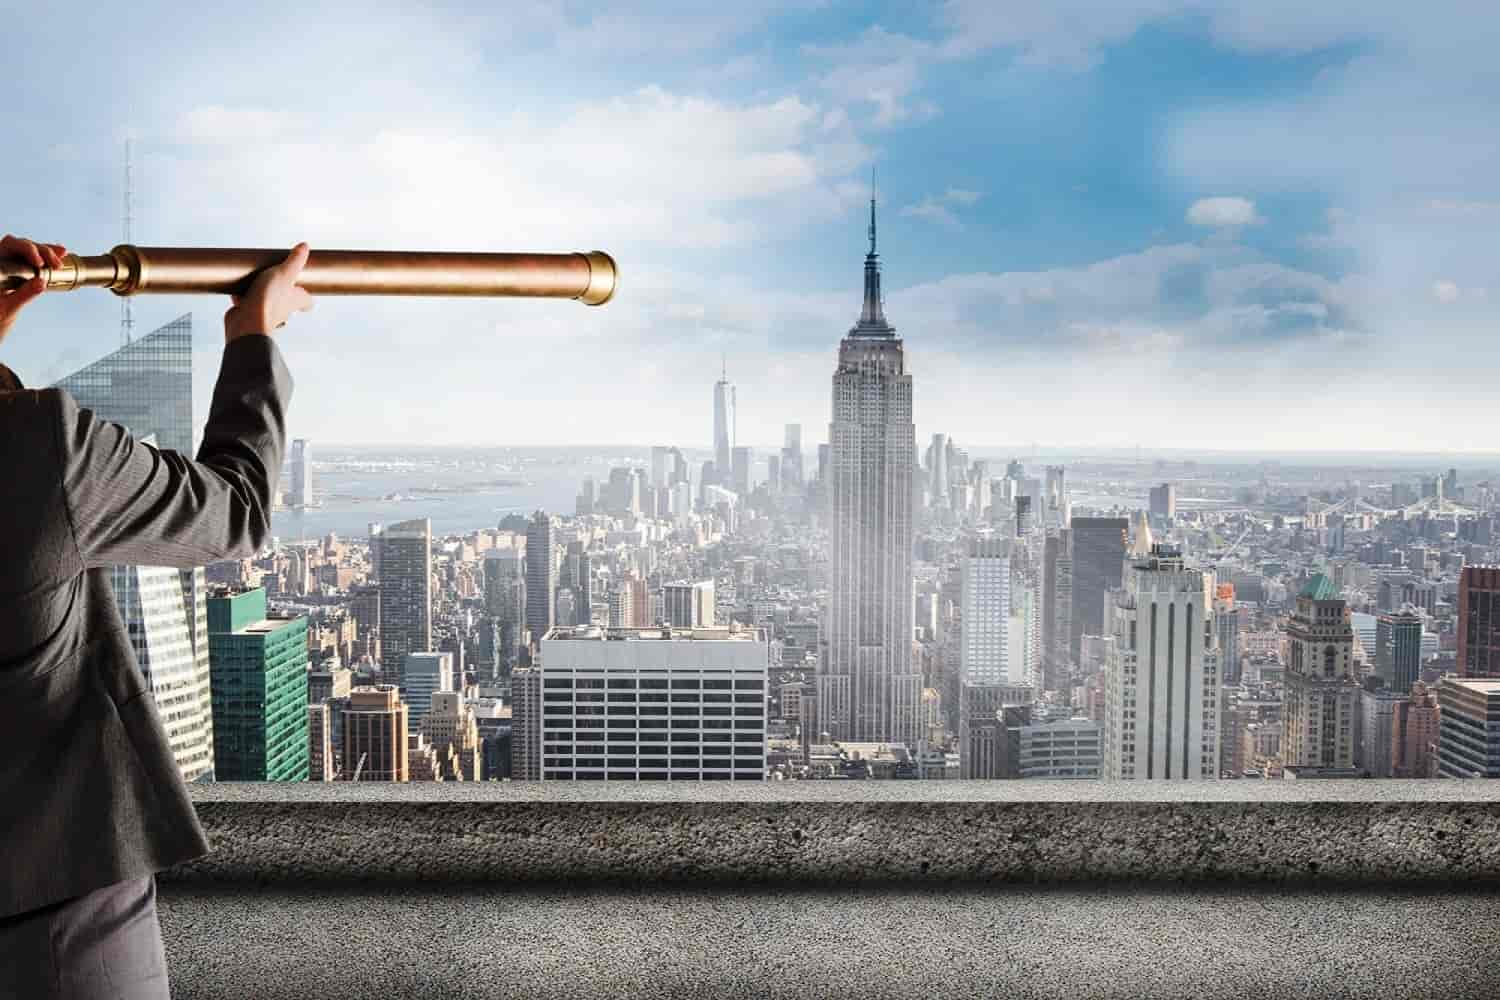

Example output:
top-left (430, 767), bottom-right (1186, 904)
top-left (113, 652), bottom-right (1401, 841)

top-left (851, 182), bottom-right (893, 336)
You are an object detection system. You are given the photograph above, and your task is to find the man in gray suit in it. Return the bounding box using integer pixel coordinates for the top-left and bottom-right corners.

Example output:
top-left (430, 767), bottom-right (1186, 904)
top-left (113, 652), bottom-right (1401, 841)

top-left (0, 234), bottom-right (313, 998)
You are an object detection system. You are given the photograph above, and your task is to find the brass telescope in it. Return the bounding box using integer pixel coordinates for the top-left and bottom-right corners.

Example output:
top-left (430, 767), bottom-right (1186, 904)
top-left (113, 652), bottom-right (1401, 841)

top-left (0, 245), bottom-right (617, 306)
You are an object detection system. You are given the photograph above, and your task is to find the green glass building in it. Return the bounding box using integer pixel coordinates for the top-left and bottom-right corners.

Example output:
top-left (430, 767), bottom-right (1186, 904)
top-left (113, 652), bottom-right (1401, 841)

top-left (208, 588), bottom-right (310, 781)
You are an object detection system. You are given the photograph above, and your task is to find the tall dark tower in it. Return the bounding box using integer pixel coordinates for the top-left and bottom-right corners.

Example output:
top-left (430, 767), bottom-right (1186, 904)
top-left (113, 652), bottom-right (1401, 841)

top-left (819, 198), bottom-right (920, 743)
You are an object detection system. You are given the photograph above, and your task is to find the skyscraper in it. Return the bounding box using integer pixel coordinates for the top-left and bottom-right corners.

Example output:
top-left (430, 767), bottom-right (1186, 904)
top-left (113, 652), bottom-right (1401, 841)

top-left (1102, 545), bottom-right (1221, 780)
top-left (377, 519), bottom-right (432, 684)
top-left (732, 445), bottom-right (752, 496)
top-left (423, 690), bottom-right (482, 781)
top-left (650, 446), bottom-right (672, 490)
top-left (368, 522), bottom-right (384, 580)
top-left (1281, 575), bottom-right (1359, 772)
top-left (1044, 466), bottom-right (1066, 515)
top-left (1392, 680), bottom-right (1439, 778)
top-left (342, 684), bottom-right (410, 781)
top-left (713, 360), bottom-right (736, 477)
top-left (1375, 608), bottom-right (1423, 692)
top-left (483, 547), bottom-right (526, 675)
top-left (1043, 528), bottom-right (1073, 686)
top-left (308, 703), bottom-right (334, 781)
top-left (1214, 583), bottom-right (1241, 686)
top-left (510, 667), bottom-right (543, 781)
top-left (1149, 483), bottom-right (1176, 519)
top-left (525, 510), bottom-right (557, 647)
top-left (402, 650), bottom-right (454, 728)
top-left (926, 433), bottom-right (949, 508)
top-left (1070, 517), bottom-right (1129, 662)
top-left (1457, 566), bottom-right (1500, 678)
top-left (289, 438), bottom-right (313, 507)
top-left (960, 536), bottom-right (1012, 686)
top-left (820, 197), bottom-right (920, 744)
top-left (206, 587), bottom-right (309, 781)
top-left (55, 315), bottom-right (216, 782)
top-left (1436, 678), bottom-right (1500, 778)
top-left (562, 540), bottom-right (592, 625)
top-left (663, 580), bottom-right (716, 628)
top-left (782, 423), bottom-right (804, 489)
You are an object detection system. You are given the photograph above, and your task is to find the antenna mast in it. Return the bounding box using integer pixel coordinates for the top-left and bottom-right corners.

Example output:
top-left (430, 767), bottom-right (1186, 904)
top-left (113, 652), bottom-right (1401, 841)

top-left (121, 137), bottom-right (135, 346)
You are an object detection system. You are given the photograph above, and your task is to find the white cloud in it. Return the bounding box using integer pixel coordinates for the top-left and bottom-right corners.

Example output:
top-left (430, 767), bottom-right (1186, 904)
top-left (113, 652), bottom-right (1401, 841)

top-left (1187, 197), bottom-right (1262, 227)
top-left (901, 198), bottom-right (960, 227)
top-left (1432, 280), bottom-right (1461, 304)
top-left (805, 27), bottom-right (939, 127)
top-left (176, 106), bottom-right (295, 144)
top-left (901, 187), bottom-right (983, 226)
top-left (937, 0), bottom-right (1187, 66)
top-left (154, 86), bottom-right (865, 252)
top-left (1426, 199), bottom-right (1500, 218)
top-left (884, 241), bottom-right (1358, 365)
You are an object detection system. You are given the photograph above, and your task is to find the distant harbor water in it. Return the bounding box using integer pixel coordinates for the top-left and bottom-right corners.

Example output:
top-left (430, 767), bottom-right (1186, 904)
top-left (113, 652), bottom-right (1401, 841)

top-left (269, 446), bottom-right (673, 541)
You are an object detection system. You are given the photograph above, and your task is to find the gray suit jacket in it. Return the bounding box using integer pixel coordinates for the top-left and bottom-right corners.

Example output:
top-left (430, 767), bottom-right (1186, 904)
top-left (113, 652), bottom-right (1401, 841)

top-left (0, 334), bottom-right (292, 919)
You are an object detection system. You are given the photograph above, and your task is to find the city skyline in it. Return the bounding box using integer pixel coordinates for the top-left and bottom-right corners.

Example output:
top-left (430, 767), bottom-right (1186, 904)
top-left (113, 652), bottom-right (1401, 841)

top-left (4, 3), bottom-right (1497, 451)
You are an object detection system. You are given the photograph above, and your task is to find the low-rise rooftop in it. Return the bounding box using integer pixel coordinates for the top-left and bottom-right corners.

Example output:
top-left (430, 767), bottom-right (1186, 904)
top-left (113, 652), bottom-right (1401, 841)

top-left (543, 625), bottom-right (761, 642)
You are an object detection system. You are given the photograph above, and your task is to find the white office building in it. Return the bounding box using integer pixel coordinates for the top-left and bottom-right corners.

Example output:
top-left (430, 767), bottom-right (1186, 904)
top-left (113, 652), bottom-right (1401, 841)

top-left (403, 651), bottom-right (454, 726)
top-left (535, 625), bottom-right (769, 780)
top-left (960, 537), bottom-right (1011, 685)
top-left (1103, 545), bottom-right (1222, 780)
top-left (1018, 718), bottom-right (1102, 779)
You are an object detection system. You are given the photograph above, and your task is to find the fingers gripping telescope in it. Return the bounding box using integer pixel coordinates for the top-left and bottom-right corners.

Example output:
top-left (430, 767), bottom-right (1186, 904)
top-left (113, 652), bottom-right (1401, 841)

top-left (0, 245), bottom-right (618, 306)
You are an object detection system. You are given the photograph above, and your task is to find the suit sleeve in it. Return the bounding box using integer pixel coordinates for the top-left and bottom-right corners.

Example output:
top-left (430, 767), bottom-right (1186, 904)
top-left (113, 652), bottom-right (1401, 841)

top-left (54, 333), bottom-right (294, 570)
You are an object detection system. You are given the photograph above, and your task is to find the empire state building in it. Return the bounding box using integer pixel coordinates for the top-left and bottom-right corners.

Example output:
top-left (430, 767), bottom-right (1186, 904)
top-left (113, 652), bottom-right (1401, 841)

top-left (819, 199), bottom-right (922, 744)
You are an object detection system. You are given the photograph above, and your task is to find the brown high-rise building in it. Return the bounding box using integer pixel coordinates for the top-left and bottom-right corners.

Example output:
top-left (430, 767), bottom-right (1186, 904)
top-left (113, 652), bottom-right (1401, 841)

top-left (1392, 680), bottom-right (1440, 778)
top-left (1457, 566), bottom-right (1500, 678)
top-left (1281, 575), bottom-right (1358, 772)
top-left (342, 684), bottom-right (410, 782)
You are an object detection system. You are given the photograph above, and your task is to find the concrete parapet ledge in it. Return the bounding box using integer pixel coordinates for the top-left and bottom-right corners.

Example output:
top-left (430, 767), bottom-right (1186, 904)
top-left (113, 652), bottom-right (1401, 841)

top-left (165, 781), bottom-right (1500, 887)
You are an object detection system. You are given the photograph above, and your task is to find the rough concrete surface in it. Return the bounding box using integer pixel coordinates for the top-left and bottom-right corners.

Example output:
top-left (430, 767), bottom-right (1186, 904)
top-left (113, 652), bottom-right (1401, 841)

top-left (188, 779), bottom-right (1500, 804)
top-left (158, 883), bottom-right (1500, 1000)
top-left (166, 781), bottom-right (1500, 885)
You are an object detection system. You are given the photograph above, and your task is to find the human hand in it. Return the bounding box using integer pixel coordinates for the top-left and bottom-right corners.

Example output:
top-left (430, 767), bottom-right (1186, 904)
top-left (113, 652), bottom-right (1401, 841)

top-left (0, 234), bottom-right (66, 346)
top-left (223, 241), bottom-right (315, 343)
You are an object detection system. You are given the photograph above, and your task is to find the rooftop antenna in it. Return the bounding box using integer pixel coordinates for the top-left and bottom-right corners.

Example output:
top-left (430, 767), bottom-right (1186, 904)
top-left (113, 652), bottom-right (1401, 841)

top-left (121, 136), bottom-right (135, 347)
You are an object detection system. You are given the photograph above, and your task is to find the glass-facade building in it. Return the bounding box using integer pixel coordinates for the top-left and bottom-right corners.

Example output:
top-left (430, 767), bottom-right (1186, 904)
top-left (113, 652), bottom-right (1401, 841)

top-left (207, 588), bottom-right (310, 781)
top-left (378, 518), bottom-right (433, 685)
top-left (54, 317), bottom-right (218, 782)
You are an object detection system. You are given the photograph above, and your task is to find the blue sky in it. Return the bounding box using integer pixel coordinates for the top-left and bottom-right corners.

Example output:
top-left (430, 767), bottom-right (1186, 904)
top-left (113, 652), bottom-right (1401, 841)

top-left (2, 1), bottom-right (1497, 452)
